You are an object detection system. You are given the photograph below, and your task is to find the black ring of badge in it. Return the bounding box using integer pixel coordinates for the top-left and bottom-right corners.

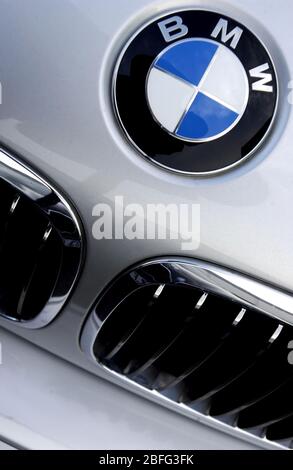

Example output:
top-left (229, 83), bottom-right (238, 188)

top-left (113, 10), bottom-right (278, 175)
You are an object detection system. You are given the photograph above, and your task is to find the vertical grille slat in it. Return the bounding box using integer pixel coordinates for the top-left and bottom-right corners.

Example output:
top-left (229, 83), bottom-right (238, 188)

top-left (83, 260), bottom-right (293, 449)
top-left (16, 223), bottom-right (53, 317)
top-left (105, 285), bottom-right (201, 376)
top-left (0, 196), bottom-right (49, 318)
top-left (0, 190), bottom-right (21, 256)
top-left (181, 313), bottom-right (278, 404)
top-left (0, 183), bottom-right (18, 228)
top-left (16, 227), bottom-right (64, 319)
top-left (94, 285), bottom-right (159, 363)
top-left (209, 326), bottom-right (293, 417)
top-left (237, 377), bottom-right (293, 429)
top-left (150, 295), bottom-right (243, 391)
top-left (0, 148), bottom-right (82, 326)
top-left (131, 286), bottom-right (201, 377)
top-left (266, 414), bottom-right (293, 442)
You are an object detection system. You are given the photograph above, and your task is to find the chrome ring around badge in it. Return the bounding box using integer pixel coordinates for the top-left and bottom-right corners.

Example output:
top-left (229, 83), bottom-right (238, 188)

top-left (113, 10), bottom-right (278, 175)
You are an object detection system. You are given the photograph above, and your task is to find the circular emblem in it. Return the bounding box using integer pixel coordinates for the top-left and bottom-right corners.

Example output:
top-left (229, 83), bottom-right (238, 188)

top-left (113, 10), bottom-right (278, 175)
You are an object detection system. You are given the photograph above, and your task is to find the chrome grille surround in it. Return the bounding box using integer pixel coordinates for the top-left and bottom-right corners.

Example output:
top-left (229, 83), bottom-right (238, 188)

top-left (0, 147), bottom-right (83, 328)
top-left (81, 258), bottom-right (293, 449)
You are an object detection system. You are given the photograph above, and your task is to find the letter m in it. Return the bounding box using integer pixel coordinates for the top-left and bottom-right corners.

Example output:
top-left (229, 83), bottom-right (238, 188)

top-left (211, 18), bottom-right (243, 49)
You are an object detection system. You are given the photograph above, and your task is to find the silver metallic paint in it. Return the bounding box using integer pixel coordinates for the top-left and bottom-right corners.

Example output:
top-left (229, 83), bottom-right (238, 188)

top-left (0, 0), bottom-right (292, 449)
top-left (0, 327), bottom-right (259, 449)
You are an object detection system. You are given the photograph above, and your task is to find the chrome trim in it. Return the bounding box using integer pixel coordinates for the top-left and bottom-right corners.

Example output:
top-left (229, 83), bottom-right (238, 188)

top-left (270, 324), bottom-right (283, 342)
top-left (0, 146), bottom-right (83, 329)
top-left (0, 436), bottom-right (22, 450)
top-left (81, 257), bottom-right (293, 450)
top-left (154, 284), bottom-right (165, 298)
top-left (195, 292), bottom-right (208, 309)
top-left (233, 308), bottom-right (246, 325)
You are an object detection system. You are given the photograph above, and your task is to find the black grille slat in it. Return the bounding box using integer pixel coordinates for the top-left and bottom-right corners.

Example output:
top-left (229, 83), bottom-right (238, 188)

top-left (237, 377), bottom-right (293, 429)
top-left (106, 285), bottom-right (200, 376)
top-left (16, 224), bottom-right (53, 316)
top-left (0, 196), bottom-right (50, 318)
top-left (93, 285), bottom-right (159, 363)
top-left (0, 192), bottom-right (20, 263)
top-left (0, 183), bottom-right (18, 249)
top-left (131, 286), bottom-right (202, 376)
top-left (266, 415), bottom-right (293, 442)
top-left (181, 313), bottom-right (278, 404)
top-left (16, 227), bottom-right (63, 319)
top-left (210, 326), bottom-right (293, 416)
top-left (149, 295), bottom-right (242, 390)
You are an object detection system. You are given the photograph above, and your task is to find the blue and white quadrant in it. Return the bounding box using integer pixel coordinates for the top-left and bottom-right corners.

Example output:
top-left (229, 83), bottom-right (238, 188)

top-left (146, 39), bottom-right (249, 142)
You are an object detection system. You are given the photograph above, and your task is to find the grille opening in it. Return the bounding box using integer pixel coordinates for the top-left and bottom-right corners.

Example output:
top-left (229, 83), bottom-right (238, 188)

top-left (87, 261), bottom-right (293, 449)
top-left (0, 151), bottom-right (82, 326)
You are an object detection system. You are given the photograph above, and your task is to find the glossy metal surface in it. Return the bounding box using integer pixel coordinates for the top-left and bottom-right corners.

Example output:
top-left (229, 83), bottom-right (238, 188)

top-left (0, 0), bottom-right (292, 449)
top-left (0, 327), bottom-right (258, 450)
top-left (90, 258), bottom-right (293, 327)
top-left (0, 440), bottom-right (16, 451)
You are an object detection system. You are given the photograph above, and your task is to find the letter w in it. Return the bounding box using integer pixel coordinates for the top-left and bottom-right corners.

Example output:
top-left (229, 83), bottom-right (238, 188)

top-left (249, 63), bottom-right (273, 92)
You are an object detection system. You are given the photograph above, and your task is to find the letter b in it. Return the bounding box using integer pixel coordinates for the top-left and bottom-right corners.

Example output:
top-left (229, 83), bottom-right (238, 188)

top-left (158, 16), bottom-right (188, 42)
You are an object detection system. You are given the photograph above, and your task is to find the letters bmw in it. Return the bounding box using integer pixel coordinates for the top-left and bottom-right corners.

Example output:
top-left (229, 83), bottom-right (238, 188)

top-left (113, 10), bottom-right (278, 174)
